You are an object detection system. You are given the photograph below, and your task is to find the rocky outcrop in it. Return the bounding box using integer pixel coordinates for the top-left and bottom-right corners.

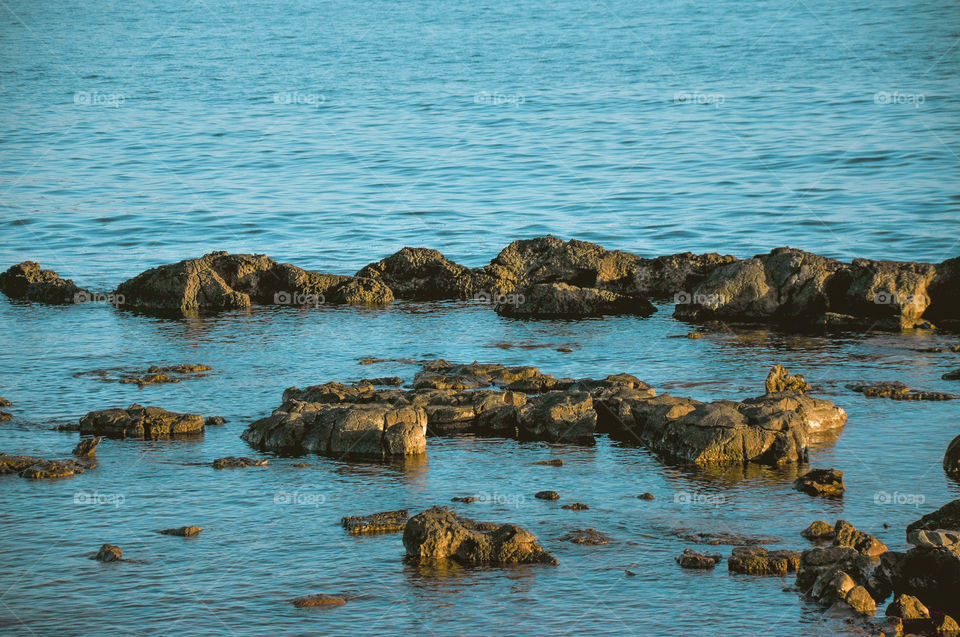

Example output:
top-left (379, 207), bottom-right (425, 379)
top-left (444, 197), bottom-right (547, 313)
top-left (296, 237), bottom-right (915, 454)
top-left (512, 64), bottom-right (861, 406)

top-left (494, 283), bottom-right (655, 318)
top-left (518, 391), bottom-right (596, 443)
top-left (889, 501), bottom-right (960, 617)
top-left (944, 435), bottom-right (960, 478)
top-left (906, 499), bottom-right (960, 535)
top-left (765, 364), bottom-right (811, 394)
top-left (0, 261), bottom-right (89, 304)
top-left (727, 546), bottom-right (801, 575)
top-left (113, 251), bottom-right (393, 313)
top-left (794, 468), bottom-right (845, 498)
top-left (848, 381), bottom-right (957, 401)
top-left (79, 404), bottom-right (205, 438)
top-left (342, 509), bottom-right (409, 535)
top-left (674, 247), bottom-right (943, 331)
top-left (886, 594), bottom-right (930, 620)
top-left (0, 454), bottom-right (43, 475)
top-left (242, 401), bottom-right (427, 459)
top-left (356, 247), bottom-right (477, 300)
top-left (402, 506), bottom-right (557, 566)
top-left (832, 520), bottom-right (888, 557)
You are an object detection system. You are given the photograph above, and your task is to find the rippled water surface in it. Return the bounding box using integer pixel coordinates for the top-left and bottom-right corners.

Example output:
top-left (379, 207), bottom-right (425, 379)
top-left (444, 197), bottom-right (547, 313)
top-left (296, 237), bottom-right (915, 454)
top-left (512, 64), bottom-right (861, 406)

top-left (1, 0), bottom-right (960, 635)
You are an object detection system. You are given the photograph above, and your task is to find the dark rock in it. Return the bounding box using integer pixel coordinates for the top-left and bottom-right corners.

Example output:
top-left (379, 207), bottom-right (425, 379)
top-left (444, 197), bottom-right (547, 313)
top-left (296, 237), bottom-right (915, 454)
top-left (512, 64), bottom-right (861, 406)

top-left (356, 247), bottom-right (476, 300)
top-left (638, 492), bottom-right (655, 501)
top-left (95, 544), bottom-right (123, 563)
top-left (907, 500), bottom-right (960, 534)
top-left (926, 256), bottom-right (960, 326)
top-left (0, 411), bottom-right (10, 422)
top-left (558, 529), bottom-right (611, 545)
top-left (494, 282), bottom-right (655, 318)
top-left (794, 468), bottom-right (845, 498)
top-left (765, 364), bottom-right (811, 394)
top-left (728, 546), bottom-right (801, 575)
top-left (0, 261), bottom-right (89, 304)
top-left (943, 369), bottom-right (960, 381)
top-left (802, 520), bottom-right (837, 541)
top-left (891, 543), bottom-right (960, 617)
top-left (676, 548), bottom-right (722, 569)
top-left (848, 381), bottom-right (957, 401)
top-left (672, 529), bottom-right (781, 546)
top-left (402, 506), bottom-right (557, 565)
top-left (0, 398), bottom-right (12, 407)
top-left (561, 503), bottom-right (589, 510)
top-left (535, 491), bottom-right (560, 501)
top-left (796, 546), bottom-right (875, 594)
top-left (886, 594), bottom-right (930, 620)
top-left (80, 404), bottom-right (205, 439)
top-left (291, 594), bottom-right (346, 608)
top-left (833, 520), bottom-right (888, 557)
top-left (342, 509), bottom-right (409, 535)
top-left (212, 456), bottom-right (267, 469)
top-left (157, 526), bottom-right (202, 537)
top-left (451, 496), bottom-right (476, 504)
top-left (204, 416), bottom-right (228, 426)
top-left (903, 616), bottom-right (960, 636)
top-left (71, 437), bottom-right (102, 457)
top-left (945, 436), bottom-right (960, 479)
top-left (533, 458), bottom-right (564, 467)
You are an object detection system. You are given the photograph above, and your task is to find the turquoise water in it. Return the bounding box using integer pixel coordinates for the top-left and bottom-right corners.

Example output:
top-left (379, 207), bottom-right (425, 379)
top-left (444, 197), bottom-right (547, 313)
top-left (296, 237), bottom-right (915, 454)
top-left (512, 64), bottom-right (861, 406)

top-left (1, 1), bottom-right (960, 635)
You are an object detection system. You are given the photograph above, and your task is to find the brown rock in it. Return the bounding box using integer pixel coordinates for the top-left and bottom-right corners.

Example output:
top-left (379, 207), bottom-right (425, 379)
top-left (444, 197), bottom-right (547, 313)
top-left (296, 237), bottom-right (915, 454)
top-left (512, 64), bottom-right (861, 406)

top-left (519, 391), bottom-right (596, 443)
top-left (561, 503), bottom-right (589, 511)
top-left (212, 456), bottom-right (267, 469)
top-left (342, 509), bottom-right (409, 535)
top-left (886, 594), bottom-right (930, 620)
top-left (291, 594), bottom-right (346, 608)
top-left (535, 491), bottom-right (560, 501)
top-left (80, 404), bottom-right (204, 439)
top-left (495, 282), bottom-right (655, 318)
top-left (765, 364), bottom-right (811, 394)
top-left (533, 458), bottom-right (564, 467)
top-left (794, 468), bottom-right (845, 498)
top-left (558, 529), bottom-right (611, 545)
top-left (0, 261), bottom-right (89, 304)
top-left (728, 546), bottom-right (801, 575)
top-left (945, 435), bottom-right (960, 479)
top-left (833, 520), bottom-right (888, 557)
top-left (19, 458), bottom-right (95, 479)
top-left (845, 585), bottom-right (877, 615)
top-left (157, 526), bottom-right (202, 537)
top-left (356, 247), bottom-right (476, 300)
top-left (676, 548), bottom-right (722, 569)
top-left (71, 437), bottom-right (102, 457)
top-left (95, 544), bottom-right (123, 563)
top-left (802, 520), bottom-right (836, 540)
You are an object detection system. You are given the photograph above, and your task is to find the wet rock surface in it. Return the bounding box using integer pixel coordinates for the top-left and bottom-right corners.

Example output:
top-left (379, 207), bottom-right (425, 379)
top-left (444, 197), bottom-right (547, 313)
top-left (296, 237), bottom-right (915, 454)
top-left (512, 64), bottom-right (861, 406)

top-left (356, 247), bottom-right (477, 300)
top-left (19, 458), bottom-right (96, 480)
top-left (402, 506), bottom-right (557, 566)
top-left (212, 456), bottom-right (268, 469)
top-left (71, 437), bottom-right (102, 457)
top-left (94, 544), bottom-right (123, 563)
top-left (157, 526), bottom-right (202, 537)
top-left (342, 509), bottom-right (409, 535)
top-left (0, 261), bottom-right (89, 304)
top-left (535, 490), bottom-right (560, 501)
top-left (557, 529), bottom-right (611, 545)
top-left (847, 381), bottom-right (957, 401)
top-left (802, 520), bottom-right (837, 541)
top-left (676, 548), bottom-right (722, 569)
top-left (765, 364), bottom-right (811, 394)
top-left (291, 594), bottom-right (347, 608)
top-left (794, 468), bottom-right (845, 498)
top-left (494, 282), bottom-right (655, 318)
top-left (80, 404), bottom-right (205, 438)
top-left (728, 546), bottom-right (801, 575)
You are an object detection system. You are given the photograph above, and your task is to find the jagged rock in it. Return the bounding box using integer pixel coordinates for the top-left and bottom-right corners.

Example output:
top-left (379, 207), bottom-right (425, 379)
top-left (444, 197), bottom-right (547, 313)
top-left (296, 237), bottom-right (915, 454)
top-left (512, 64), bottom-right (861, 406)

top-left (95, 544), bottom-right (123, 563)
top-left (212, 456), bottom-right (267, 469)
top-left (291, 594), bottom-right (346, 608)
top-left (157, 526), bottom-right (202, 537)
top-left (0, 261), bottom-right (89, 304)
top-left (518, 391), bottom-right (596, 443)
top-left (80, 404), bottom-right (204, 438)
top-left (765, 364), bottom-right (811, 394)
top-left (0, 398), bottom-right (12, 407)
top-left (558, 529), bottom-right (611, 545)
top-left (631, 252), bottom-right (739, 298)
top-left (945, 435), bottom-right (960, 478)
top-left (794, 468), bottom-right (845, 498)
top-left (356, 247), bottom-right (476, 300)
top-left (402, 506), bottom-right (557, 565)
top-left (241, 402), bottom-right (427, 459)
top-left (886, 594), bottom-right (930, 620)
top-left (907, 500), bottom-right (960, 534)
top-left (848, 381), bottom-right (957, 401)
top-left (71, 437), bottom-right (102, 457)
top-left (114, 251), bottom-right (393, 313)
top-left (342, 510), bottom-right (409, 535)
top-left (0, 454), bottom-right (43, 474)
top-left (796, 546), bottom-right (875, 593)
top-left (833, 520), bottom-right (888, 557)
top-left (0, 411), bottom-right (10, 422)
top-left (494, 282), bottom-right (655, 318)
top-left (802, 520), bottom-right (837, 540)
top-left (535, 491), bottom-right (560, 501)
top-left (728, 546), bottom-right (801, 575)
top-left (676, 548), bottom-right (722, 569)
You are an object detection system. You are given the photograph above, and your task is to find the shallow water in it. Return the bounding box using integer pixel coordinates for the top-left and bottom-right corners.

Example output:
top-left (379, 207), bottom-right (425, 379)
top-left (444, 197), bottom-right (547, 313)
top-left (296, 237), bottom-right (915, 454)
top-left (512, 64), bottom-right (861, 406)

top-left (2, 0), bottom-right (960, 635)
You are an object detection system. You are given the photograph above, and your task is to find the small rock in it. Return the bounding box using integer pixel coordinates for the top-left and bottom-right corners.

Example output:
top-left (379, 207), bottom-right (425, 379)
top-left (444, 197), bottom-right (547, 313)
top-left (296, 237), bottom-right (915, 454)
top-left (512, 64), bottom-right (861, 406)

top-left (845, 585), bottom-right (877, 615)
top-left (0, 411), bottom-right (11, 422)
top-left (687, 332), bottom-right (703, 339)
top-left (292, 462), bottom-right (310, 468)
top-left (794, 468), bottom-right (845, 498)
top-left (943, 369), bottom-right (960, 381)
top-left (728, 546), bottom-right (801, 575)
top-left (204, 416), bottom-right (228, 426)
top-left (676, 548), bottom-right (722, 569)
top-left (765, 364), bottom-right (811, 394)
top-left (342, 509), bottom-right (409, 535)
top-left (802, 520), bottom-right (837, 541)
top-left (558, 529), bottom-right (611, 545)
top-left (945, 434), bottom-right (960, 478)
top-left (19, 458), bottom-right (95, 479)
top-left (625, 569), bottom-right (637, 576)
top-left (451, 496), bottom-right (477, 504)
top-left (833, 520), bottom-right (888, 557)
top-left (291, 594), bottom-right (347, 608)
top-left (212, 456), bottom-right (268, 469)
top-left (157, 526), bottom-right (202, 537)
top-left (535, 490), bottom-right (560, 501)
top-left (886, 594), bottom-right (930, 620)
top-left (561, 503), bottom-right (589, 511)
top-left (638, 492), bottom-right (655, 501)
top-left (95, 544), bottom-right (123, 563)
top-left (71, 437), bottom-right (102, 457)
top-left (0, 398), bottom-right (11, 407)
top-left (533, 459), bottom-right (564, 467)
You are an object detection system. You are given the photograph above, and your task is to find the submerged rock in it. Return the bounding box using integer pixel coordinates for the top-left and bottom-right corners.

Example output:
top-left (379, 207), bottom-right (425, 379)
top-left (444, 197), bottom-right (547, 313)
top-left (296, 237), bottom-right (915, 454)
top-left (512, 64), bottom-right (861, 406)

top-left (794, 468), bottom-right (845, 498)
top-left (676, 548), bottom-right (722, 569)
top-left (535, 491), bottom-right (560, 501)
top-left (157, 526), bottom-right (202, 537)
top-left (557, 529), bottom-right (611, 545)
top-left (0, 261), bottom-right (89, 304)
top-left (71, 437), bottom-right (102, 457)
top-left (19, 458), bottom-right (96, 479)
top-left (95, 544), bottom-right (123, 563)
top-left (533, 458), bottom-right (564, 467)
top-left (728, 546), bottom-right (801, 575)
top-left (291, 594), bottom-right (346, 608)
top-left (847, 381), bottom-right (957, 401)
top-left (0, 454), bottom-right (43, 475)
top-left (402, 506), bottom-right (557, 566)
top-left (80, 404), bottom-right (205, 439)
top-left (114, 251), bottom-right (393, 314)
top-left (212, 456), bottom-right (267, 469)
top-left (494, 282), bottom-right (655, 318)
top-left (341, 509), bottom-right (409, 535)
top-left (561, 503), bottom-right (589, 511)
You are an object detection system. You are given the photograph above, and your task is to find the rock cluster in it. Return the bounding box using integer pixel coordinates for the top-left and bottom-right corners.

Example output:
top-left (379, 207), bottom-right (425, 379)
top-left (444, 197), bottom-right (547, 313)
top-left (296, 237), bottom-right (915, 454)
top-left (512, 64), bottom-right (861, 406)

top-left (0, 437), bottom-right (102, 480)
